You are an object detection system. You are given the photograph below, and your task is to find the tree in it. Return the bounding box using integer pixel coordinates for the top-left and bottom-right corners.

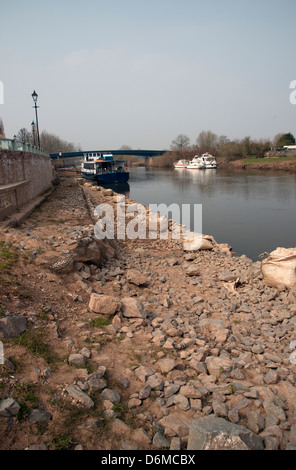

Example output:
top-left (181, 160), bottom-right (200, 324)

top-left (119, 145), bottom-right (132, 150)
top-left (40, 130), bottom-right (79, 153)
top-left (17, 128), bottom-right (32, 144)
top-left (170, 134), bottom-right (191, 152)
top-left (276, 133), bottom-right (295, 147)
top-left (218, 140), bottom-right (244, 161)
top-left (195, 130), bottom-right (219, 154)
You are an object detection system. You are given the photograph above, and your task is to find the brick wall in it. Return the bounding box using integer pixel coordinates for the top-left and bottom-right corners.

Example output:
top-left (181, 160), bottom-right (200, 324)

top-left (0, 151), bottom-right (53, 220)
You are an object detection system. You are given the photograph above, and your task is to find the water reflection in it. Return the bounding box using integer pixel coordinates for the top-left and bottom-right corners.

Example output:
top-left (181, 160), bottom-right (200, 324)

top-left (99, 182), bottom-right (130, 198)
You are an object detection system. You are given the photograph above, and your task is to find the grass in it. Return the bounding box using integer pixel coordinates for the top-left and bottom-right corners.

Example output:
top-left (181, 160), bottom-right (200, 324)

top-left (0, 241), bottom-right (18, 275)
top-left (13, 383), bottom-right (39, 421)
top-left (90, 316), bottom-right (112, 328)
top-left (14, 328), bottom-right (57, 364)
top-left (47, 432), bottom-right (75, 450)
top-left (48, 395), bottom-right (110, 450)
top-left (244, 155), bottom-right (296, 164)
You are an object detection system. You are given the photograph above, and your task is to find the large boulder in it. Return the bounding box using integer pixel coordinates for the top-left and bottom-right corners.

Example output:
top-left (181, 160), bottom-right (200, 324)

top-left (88, 294), bottom-right (121, 315)
top-left (187, 416), bottom-right (264, 450)
top-left (121, 297), bottom-right (147, 319)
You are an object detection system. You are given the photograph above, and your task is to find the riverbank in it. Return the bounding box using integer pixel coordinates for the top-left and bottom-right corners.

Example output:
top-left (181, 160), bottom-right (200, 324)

top-left (218, 156), bottom-right (296, 172)
top-left (1, 175), bottom-right (296, 451)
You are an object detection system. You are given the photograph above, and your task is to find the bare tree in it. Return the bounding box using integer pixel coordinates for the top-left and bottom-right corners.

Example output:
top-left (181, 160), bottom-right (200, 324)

top-left (40, 130), bottom-right (79, 153)
top-left (195, 130), bottom-right (219, 154)
top-left (171, 134), bottom-right (191, 152)
top-left (17, 128), bottom-right (32, 144)
top-left (120, 145), bottom-right (132, 150)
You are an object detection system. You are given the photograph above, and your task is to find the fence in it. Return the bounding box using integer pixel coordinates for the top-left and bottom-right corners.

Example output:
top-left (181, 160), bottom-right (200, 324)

top-left (0, 137), bottom-right (49, 157)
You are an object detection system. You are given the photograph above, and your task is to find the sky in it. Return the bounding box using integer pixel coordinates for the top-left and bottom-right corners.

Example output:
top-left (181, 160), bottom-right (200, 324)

top-left (1, 0), bottom-right (296, 150)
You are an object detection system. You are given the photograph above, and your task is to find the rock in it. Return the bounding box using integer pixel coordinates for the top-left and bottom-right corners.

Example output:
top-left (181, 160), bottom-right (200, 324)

top-left (121, 297), bottom-right (147, 319)
top-left (68, 353), bottom-right (86, 367)
top-left (0, 398), bottom-right (20, 417)
top-left (157, 358), bottom-right (177, 373)
top-left (87, 375), bottom-right (107, 392)
top-left (186, 265), bottom-right (200, 276)
top-left (131, 428), bottom-right (151, 446)
top-left (138, 384), bottom-right (152, 400)
top-left (158, 413), bottom-right (192, 438)
top-left (153, 432), bottom-right (170, 449)
top-left (187, 416), bottom-right (264, 450)
top-left (88, 294), bottom-right (121, 315)
top-left (80, 347), bottom-right (91, 358)
top-left (135, 365), bottom-right (155, 383)
top-left (170, 437), bottom-right (182, 450)
top-left (28, 409), bottom-right (52, 424)
top-left (126, 269), bottom-right (147, 286)
top-left (146, 374), bottom-right (164, 391)
top-left (174, 394), bottom-right (190, 411)
top-left (264, 370), bottom-right (279, 384)
top-left (205, 356), bottom-right (233, 378)
top-left (66, 385), bottom-right (94, 408)
top-left (128, 398), bottom-right (142, 408)
top-left (101, 388), bottom-right (121, 403)
top-left (0, 315), bottom-right (27, 338)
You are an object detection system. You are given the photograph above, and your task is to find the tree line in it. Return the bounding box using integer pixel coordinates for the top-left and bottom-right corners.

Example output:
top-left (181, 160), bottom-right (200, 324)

top-left (1, 116), bottom-right (295, 161)
top-left (150, 131), bottom-right (296, 167)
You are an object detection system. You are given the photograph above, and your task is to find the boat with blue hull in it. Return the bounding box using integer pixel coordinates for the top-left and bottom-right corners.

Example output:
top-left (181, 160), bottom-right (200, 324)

top-left (81, 152), bottom-right (129, 184)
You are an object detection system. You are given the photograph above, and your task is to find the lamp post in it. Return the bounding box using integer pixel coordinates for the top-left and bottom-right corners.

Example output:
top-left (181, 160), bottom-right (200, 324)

top-left (31, 90), bottom-right (40, 149)
top-left (31, 121), bottom-right (36, 147)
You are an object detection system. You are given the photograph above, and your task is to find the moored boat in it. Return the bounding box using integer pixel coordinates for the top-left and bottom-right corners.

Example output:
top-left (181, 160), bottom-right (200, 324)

top-left (81, 152), bottom-right (129, 184)
top-left (199, 153), bottom-right (218, 169)
top-left (186, 155), bottom-right (205, 169)
top-left (173, 159), bottom-right (188, 168)
top-left (186, 153), bottom-right (218, 169)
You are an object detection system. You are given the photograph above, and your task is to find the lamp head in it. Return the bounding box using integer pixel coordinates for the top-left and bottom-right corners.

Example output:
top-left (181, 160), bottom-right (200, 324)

top-left (31, 90), bottom-right (38, 103)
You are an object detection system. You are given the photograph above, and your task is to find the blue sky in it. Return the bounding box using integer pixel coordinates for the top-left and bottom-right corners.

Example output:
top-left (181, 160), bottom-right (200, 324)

top-left (1, 0), bottom-right (296, 150)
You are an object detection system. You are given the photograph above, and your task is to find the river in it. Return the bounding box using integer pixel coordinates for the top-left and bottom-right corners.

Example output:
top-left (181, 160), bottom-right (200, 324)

top-left (122, 166), bottom-right (296, 261)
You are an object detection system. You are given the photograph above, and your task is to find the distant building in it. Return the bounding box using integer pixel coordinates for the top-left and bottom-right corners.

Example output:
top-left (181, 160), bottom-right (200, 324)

top-left (284, 145), bottom-right (296, 151)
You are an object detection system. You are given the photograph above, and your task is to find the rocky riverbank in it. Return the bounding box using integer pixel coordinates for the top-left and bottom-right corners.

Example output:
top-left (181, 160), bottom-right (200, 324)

top-left (1, 175), bottom-right (296, 451)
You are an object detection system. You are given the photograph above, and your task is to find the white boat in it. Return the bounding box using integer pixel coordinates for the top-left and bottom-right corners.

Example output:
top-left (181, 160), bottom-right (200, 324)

top-left (199, 153), bottom-right (218, 169)
top-left (186, 155), bottom-right (205, 169)
top-left (186, 153), bottom-right (218, 169)
top-left (174, 159), bottom-right (188, 168)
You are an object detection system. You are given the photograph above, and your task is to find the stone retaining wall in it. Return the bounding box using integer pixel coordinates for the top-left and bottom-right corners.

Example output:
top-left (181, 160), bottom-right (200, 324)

top-left (0, 151), bottom-right (53, 221)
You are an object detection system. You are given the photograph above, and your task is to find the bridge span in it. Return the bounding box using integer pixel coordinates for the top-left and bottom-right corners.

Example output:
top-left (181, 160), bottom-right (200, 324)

top-left (50, 149), bottom-right (170, 160)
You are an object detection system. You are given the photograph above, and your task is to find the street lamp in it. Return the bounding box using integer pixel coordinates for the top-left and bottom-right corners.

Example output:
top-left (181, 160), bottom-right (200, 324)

top-left (31, 90), bottom-right (40, 149)
top-left (31, 121), bottom-right (36, 146)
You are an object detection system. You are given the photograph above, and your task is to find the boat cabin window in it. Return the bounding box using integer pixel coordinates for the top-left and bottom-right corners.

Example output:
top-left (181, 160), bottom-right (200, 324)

top-left (83, 163), bottom-right (95, 169)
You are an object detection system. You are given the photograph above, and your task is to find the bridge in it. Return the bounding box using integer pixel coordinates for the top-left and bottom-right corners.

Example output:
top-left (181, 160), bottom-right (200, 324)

top-left (50, 149), bottom-right (169, 161)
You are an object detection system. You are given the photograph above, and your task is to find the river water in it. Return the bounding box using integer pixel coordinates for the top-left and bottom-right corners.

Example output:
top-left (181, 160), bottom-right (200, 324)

top-left (122, 166), bottom-right (296, 261)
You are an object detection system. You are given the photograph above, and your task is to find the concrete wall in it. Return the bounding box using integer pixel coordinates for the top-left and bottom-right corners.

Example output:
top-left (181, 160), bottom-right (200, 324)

top-left (0, 150), bottom-right (53, 221)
